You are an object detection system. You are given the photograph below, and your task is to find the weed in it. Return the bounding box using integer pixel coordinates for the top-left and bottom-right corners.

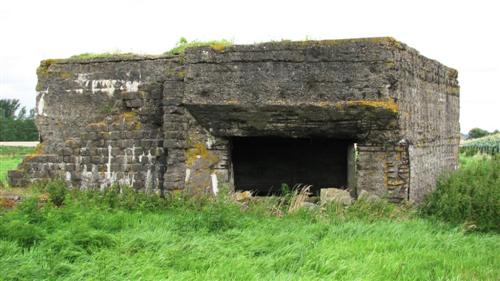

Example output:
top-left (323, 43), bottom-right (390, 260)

top-left (165, 37), bottom-right (233, 55)
top-left (420, 154), bottom-right (500, 232)
top-left (68, 52), bottom-right (139, 60)
top-left (46, 180), bottom-right (67, 207)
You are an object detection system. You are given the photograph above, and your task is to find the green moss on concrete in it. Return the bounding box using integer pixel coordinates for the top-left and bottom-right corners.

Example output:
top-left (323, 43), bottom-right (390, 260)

top-left (36, 59), bottom-right (62, 78)
top-left (164, 37), bottom-right (233, 55)
top-left (68, 52), bottom-right (140, 60)
top-left (257, 37), bottom-right (406, 51)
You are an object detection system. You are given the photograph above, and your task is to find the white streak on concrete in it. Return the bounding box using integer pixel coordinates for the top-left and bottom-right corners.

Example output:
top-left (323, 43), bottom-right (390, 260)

top-left (145, 169), bottom-right (152, 190)
top-left (185, 168), bottom-right (191, 183)
top-left (92, 79), bottom-right (117, 96)
top-left (65, 171), bottom-right (72, 181)
top-left (37, 89), bottom-right (48, 116)
top-left (106, 144), bottom-right (112, 179)
top-left (211, 173), bottom-right (218, 194)
top-left (146, 150), bottom-right (154, 163)
top-left (124, 81), bottom-right (140, 92)
top-left (206, 135), bottom-right (215, 149)
top-left (123, 149), bottom-right (128, 169)
top-left (74, 74), bottom-right (141, 97)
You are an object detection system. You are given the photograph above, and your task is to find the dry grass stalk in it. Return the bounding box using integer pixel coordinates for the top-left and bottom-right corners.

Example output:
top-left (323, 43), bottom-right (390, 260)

top-left (288, 184), bottom-right (312, 213)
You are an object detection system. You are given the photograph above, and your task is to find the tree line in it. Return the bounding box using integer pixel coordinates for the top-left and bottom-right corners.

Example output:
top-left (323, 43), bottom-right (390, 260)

top-left (0, 99), bottom-right (39, 141)
top-left (467, 127), bottom-right (499, 139)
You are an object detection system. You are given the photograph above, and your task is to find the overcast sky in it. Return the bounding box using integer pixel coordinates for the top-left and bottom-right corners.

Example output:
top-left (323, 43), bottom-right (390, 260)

top-left (1, 0), bottom-right (498, 133)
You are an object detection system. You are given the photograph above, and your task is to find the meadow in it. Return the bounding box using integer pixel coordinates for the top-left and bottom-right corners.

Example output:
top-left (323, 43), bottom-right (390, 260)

top-left (0, 146), bottom-right (33, 184)
top-left (0, 147), bottom-right (499, 280)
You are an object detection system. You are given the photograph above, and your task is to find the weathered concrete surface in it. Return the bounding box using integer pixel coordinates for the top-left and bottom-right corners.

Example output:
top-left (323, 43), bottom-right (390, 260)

top-left (9, 37), bottom-right (459, 203)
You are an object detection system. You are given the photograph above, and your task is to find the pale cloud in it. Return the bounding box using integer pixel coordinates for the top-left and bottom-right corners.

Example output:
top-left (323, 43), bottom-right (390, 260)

top-left (0, 0), bottom-right (498, 132)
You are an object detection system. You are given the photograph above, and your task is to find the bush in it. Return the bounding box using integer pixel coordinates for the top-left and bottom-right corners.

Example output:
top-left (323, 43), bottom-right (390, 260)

top-left (46, 180), bottom-right (68, 207)
top-left (69, 184), bottom-right (169, 211)
top-left (0, 220), bottom-right (45, 247)
top-left (420, 154), bottom-right (500, 232)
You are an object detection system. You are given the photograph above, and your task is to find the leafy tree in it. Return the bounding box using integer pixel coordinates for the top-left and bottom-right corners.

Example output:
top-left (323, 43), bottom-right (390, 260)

top-left (0, 99), bottom-right (20, 118)
top-left (0, 98), bottom-right (38, 141)
top-left (468, 128), bottom-right (490, 139)
top-left (17, 107), bottom-right (27, 120)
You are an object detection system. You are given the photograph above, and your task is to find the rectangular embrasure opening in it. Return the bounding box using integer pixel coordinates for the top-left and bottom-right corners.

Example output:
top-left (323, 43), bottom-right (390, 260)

top-left (231, 137), bottom-right (353, 196)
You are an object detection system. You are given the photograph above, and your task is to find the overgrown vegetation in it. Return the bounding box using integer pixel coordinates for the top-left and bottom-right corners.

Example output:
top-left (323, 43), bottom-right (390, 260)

top-left (68, 52), bottom-right (140, 60)
top-left (164, 37), bottom-right (233, 55)
top-left (1, 152), bottom-right (499, 280)
top-left (420, 154), bottom-right (500, 232)
top-left (461, 133), bottom-right (500, 155)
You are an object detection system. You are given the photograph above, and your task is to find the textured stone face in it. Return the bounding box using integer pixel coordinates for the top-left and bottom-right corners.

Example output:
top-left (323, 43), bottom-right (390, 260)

top-left (9, 37), bottom-right (460, 203)
top-left (183, 40), bottom-right (401, 140)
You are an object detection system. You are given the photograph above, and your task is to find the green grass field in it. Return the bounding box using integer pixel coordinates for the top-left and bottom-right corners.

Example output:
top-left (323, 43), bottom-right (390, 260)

top-left (0, 194), bottom-right (499, 280)
top-left (0, 147), bottom-right (499, 280)
top-left (0, 146), bottom-right (33, 184)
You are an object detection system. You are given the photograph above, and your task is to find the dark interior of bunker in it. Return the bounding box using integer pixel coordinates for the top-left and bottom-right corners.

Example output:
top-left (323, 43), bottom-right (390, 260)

top-left (231, 137), bottom-right (351, 195)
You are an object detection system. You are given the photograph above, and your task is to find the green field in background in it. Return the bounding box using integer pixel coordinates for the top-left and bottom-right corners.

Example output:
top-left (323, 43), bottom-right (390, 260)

top-left (0, 146), bottom-right (34, 183)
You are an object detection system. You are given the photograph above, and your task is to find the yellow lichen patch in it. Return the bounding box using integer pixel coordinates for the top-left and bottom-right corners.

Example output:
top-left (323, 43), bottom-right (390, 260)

top-left (58, 71), bottom-right (73, 79)
top-left (64, 138), bottom-right (79, 148)
top-left (111, 111), bottom-right (142, 130)
top-left (447, 86), bottom-right (460, 96)
top-left (176, 69), bottom-right (186, 79)
top-left (86, 122), bottom-right (108, 131)
top-left (316, 101), bottom-right (333, 107)
top-left (384, 60), bottom-right (396, 69)
top-left (185, 143), bottom-right (219, 167)
top-left (122, 111), bottom-right (137, 123)
top-left (210, 43), bottom-right (227, 52)
top-left (338, 99), bottom-right (399, 113)
top-left (395, 153), bottom-right (401, 161)
top-left (98, 165), bottom-right (107, 173)
top-left (225, 100), bottom-right (240, 105)
top-left (25, 143), bottom-right (45, 161)
top-left (33, 143), bottom-right (44, 155)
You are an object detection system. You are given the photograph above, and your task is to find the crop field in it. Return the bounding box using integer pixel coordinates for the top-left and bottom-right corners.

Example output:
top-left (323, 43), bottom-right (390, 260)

top-left (461, 133), bottom-right (500, 155)
top-left (0, 147), bottom-right (499, 280)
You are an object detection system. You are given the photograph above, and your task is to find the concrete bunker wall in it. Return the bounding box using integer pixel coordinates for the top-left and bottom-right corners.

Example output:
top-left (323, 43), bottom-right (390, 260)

top-left (10, 37), bottom-right (460, 203)
top-left (10, 56), bottom-right (184, 194)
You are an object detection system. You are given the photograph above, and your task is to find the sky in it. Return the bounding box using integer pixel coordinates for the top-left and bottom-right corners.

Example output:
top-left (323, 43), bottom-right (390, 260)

top-left (0, 0), bottom-right (498, 133)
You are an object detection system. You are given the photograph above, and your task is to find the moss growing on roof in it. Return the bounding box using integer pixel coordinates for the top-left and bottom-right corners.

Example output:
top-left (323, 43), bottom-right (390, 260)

top-left (164, 37), bottom-right (233, 55)
top-left (68, 52), bottom-right (142, 60)
top-left (36, 59), bottom-right (62, 78)
top-left (259, 37), bottom-right (406, 50)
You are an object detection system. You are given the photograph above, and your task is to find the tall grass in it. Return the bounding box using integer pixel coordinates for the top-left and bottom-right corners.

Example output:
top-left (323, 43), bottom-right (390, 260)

top-left (0, 181), bottom-right (499, 280)
top-left (420, 154), bottom-right (500, 232)
top-left (1, 152), bottom-right (499, 279)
